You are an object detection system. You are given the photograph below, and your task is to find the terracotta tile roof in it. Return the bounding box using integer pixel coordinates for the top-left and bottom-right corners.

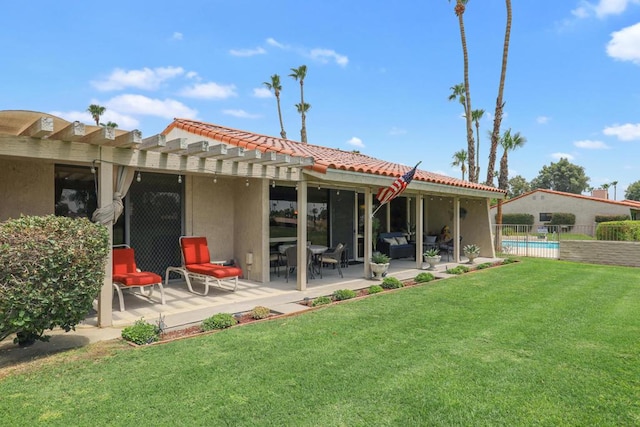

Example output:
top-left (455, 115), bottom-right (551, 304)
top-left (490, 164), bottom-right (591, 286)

top-left (498, 188), bottom-right (640, 209)
top-left (163, 118), bottom-right (504, 194)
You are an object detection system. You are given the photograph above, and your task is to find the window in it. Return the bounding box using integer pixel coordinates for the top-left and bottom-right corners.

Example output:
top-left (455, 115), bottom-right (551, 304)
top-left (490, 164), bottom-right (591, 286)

top-left (539, 212), bottom-right (552, 222)
top-left (269, 186), bottom-right (328, 246)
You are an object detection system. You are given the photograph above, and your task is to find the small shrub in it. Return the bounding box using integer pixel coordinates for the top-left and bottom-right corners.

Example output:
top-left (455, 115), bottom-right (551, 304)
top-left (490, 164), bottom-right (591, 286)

top-left (415, 272), bottom-right (435, 283)
top-left (446, 265), bottom-right (470, 275)
top-left (202, 313), bottom-right (237, 331)
top-left (250, 306), bottom-right (271, 320)
top-left (368, 285), bottom-right (383, 294)
top-left (312, 296), bottom-right (332, 307)
top-left (332, 289), bottom-right (357, 301)
top-left (381, 276), bottom-right (404, 289)
top-left (502, 257), bottom-right (517, 265)
top-left (476, 262), bottom-right (492, 270)
top-left (121, 319), bottom-right (160, 345)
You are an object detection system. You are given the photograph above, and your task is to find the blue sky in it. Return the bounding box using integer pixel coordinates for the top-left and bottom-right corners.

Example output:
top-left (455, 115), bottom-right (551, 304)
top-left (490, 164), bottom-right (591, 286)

top-left (2, 1), bottom-right (639, 199)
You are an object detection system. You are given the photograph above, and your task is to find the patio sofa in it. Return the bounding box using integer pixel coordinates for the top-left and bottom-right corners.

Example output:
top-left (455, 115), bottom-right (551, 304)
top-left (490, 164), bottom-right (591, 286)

top-left (376, 232), bottom-right (415, 259)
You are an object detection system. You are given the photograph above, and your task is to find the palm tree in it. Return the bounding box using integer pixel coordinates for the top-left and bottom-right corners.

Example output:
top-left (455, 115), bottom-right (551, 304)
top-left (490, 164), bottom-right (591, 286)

top-left (602, 183), bottom-right (610, 199)
top-left (448, 0), bottom-right (476, 183)
top-left (87, 104), bottom-right (106, 126)
top-left (486, 0), bottom-right (512, 187)
top-left (471, 108), bottom-right (485, 177)
top-left (611, 181), bottom-right (619, 200)
top-left (102, 121), bottom-right (118, 128)
top-left (263, 74), bottom-right (287, 139)
top-left (448, 83), bottom-right (466, 109)
top-left (451, 149), bottom-right (468, 180)
top-left (295, 102), bottom-right (311, 138)
top-left (495, 127), bottom-right (525, 250)
top-left (289, 65), bottom-right (308, 143)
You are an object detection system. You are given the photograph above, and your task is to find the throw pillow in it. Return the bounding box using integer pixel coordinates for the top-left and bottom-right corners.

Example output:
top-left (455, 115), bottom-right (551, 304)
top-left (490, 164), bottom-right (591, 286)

top-left (396, 236), bottom-right (408, 245)
top-left (383, 237), bottom-right (398, 246)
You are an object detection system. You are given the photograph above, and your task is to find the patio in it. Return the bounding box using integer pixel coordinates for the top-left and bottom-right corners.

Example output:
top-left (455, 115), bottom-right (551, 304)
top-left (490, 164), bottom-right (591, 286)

top-left (84, 256), bottom-right (500, 331)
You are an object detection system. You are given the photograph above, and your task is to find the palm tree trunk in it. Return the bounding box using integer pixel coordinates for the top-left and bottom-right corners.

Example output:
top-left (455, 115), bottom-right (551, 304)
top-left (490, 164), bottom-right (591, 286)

top-left (300, 81), bottom-right (307, 143)
top-left (458, 14), bottom-right (476, 183)
top-left (486, 0), bottom-right (512, 187)
top-left (276, 95), bottom-right (287, 139)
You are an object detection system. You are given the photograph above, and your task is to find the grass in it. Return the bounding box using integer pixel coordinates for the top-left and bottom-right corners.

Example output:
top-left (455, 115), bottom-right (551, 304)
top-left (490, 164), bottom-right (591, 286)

top-left (1, 258), bottom-right (639, 425)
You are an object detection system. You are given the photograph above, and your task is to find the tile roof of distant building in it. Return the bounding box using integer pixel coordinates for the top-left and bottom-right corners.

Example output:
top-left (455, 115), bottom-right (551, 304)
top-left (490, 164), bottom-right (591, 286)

top-left (496, 188), bottom-right (640, 208)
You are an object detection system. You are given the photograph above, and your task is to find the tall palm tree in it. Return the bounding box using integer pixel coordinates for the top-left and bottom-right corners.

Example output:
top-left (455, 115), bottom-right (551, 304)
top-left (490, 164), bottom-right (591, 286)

top-left (451, 149), bottom-right (468, 180)
top-left (471, 109), bottom-right (485, 177)
top-left (87, 104), bottom-right (106, 126)
top-left (495, 127), bottom-right (525, 250)
top-left (602, 183), bottom-right (610, 199)
top-left (448, 83), bottom-right (466, 109)
top-left (263, 74), bottom-right (287, 139)
top-left (486, 0), bottom-right (512, 187)
top-left (611, 180), bottom-right (619, 200)
top-left (295, 102), bottom-right (311, 139)
top-left (289, 65), bottom-right (308, 143)
top-left (448, 0), bottom-right (476, 183)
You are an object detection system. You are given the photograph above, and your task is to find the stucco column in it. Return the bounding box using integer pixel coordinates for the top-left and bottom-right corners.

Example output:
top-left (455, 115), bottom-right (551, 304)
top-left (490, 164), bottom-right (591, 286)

top-left (415, 194), bottom-right (423, 268)
top-left (364, 187), bottom-right (372, 278)
top-left (453, 197), bottom-right (461, 263)
top-left (97, 156), bottom-right (114, 327)
top-left (296, 178), bottom-right (308, 290)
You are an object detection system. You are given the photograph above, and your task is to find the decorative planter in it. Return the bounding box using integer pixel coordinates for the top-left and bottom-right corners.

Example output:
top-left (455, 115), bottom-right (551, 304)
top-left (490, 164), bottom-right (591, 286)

top-left (370, 262), bottom-right (390, 280)
top-left (424, 255), bottom-right (441, 270)
top-left (464, 252), bottom-right (478, 264)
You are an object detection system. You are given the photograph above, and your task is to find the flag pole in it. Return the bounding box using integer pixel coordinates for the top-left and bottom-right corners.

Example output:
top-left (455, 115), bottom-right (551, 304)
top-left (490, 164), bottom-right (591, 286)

top-left (371, 161), bottom-right (422, 218)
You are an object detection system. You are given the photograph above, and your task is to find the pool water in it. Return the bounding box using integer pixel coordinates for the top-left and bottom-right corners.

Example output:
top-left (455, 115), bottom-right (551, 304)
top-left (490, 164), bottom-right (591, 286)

top-left (502, 240), bottom-right (559, 249)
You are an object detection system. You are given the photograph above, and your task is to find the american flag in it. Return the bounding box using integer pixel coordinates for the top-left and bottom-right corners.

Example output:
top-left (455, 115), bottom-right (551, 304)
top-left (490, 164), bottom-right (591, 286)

top-left (376, 162), bottom-right (421, 205)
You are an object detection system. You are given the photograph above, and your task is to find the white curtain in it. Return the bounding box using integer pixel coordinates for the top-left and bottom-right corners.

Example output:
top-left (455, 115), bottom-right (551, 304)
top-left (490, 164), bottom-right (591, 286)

top-left (91, 166), bottom-right (136, 225)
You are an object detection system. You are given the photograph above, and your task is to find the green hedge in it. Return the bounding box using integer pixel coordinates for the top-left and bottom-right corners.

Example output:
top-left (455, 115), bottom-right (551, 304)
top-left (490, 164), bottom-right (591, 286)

top-left (596, 220), bottom-right (640, 241)
top-left (549, 213), bottom-right (575, 226)
top-left (595, 215), bottom-right (630, 223)
top-left (0, 215), bottom-right (109, 344)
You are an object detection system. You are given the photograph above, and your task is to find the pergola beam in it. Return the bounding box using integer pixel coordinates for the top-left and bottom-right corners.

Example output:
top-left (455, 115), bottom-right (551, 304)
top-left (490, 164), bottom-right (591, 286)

top-left (48, 121), bottom-right (85, 141)
top-left (80, 127), bottom-right (116, 145)
top-left (19, 117), bottom-right (54, 138)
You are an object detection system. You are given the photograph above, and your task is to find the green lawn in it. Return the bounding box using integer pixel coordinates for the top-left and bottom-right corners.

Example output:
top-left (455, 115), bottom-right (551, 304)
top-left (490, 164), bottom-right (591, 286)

top-left (1, 258), bottom-right (639, 426)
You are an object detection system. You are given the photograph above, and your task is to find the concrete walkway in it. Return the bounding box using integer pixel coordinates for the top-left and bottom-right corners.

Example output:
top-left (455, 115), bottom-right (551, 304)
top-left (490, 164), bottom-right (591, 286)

top-left (0, 257), bottom-right (499, 369)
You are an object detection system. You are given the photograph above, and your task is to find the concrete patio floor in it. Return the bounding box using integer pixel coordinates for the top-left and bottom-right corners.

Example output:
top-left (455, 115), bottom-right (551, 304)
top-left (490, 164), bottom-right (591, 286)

top-left (0, 256), bottom-right (500, 367)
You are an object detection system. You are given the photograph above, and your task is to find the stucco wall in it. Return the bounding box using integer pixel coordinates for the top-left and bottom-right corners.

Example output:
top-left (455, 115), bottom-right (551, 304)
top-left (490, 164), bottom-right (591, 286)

top-left (186, 174), bottom-right (265, 282)
top-left (560, 240), bottom-right (640, 267)
top-left (495, 192), bottom-right (630, 227)
top-left (0, 158), bottom-right (53, 221)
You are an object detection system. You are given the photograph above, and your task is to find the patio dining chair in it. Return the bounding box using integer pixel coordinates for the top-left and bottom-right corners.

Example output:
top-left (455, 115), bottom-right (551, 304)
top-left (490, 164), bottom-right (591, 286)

top-left (320, 243), bottom-right (345, 278)
top-left (165, 236), bottom-right (243, 296)
top-left (112, 245), bottom-right (165, 312)
top-left (284, 245), bottom-right (314, 282)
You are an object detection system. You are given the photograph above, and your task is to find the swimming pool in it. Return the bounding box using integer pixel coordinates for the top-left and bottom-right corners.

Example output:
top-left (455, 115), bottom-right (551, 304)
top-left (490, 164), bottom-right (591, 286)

top-left (502, 240), bottom-right (559, 249)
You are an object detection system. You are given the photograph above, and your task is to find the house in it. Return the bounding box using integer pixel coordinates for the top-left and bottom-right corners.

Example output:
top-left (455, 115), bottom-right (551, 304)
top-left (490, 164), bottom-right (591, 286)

top-left (491, 189), bottom-right (640, 229)
top-left (0, 110), bottom-right (505, 326)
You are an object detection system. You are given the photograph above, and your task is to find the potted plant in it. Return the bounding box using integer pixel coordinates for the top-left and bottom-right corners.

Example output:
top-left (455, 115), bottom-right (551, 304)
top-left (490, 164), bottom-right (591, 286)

top-left (423, 248), bottom-right (441, 270)
top-left (463, 244), bottom-right (480, 264)
top-left (370, 251), bottom-right (391, 280)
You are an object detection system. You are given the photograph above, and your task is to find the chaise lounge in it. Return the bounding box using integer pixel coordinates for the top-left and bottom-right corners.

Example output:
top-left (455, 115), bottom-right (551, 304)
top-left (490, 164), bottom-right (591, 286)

top-left (165, 236), bottom-right (243, 296)
top-left (112, 246), bottom-right (166, 311)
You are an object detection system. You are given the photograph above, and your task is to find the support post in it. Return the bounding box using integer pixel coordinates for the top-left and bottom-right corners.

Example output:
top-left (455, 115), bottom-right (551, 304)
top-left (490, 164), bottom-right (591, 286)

top-left (296, 178), bottom-right (308, 290)
top-left (97, 153), bottom-right (114, 327)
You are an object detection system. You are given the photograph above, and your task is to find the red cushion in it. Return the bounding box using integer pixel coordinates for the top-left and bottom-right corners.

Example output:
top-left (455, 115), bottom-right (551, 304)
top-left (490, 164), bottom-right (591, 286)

top-left (181, 237), bottom-right (211, 265)
top-left (113, 248), bottom-right (138, 275)
top-left (113, 272), bottom-right (162, 286)
top-left (186, 263), bottom-right (242, 279)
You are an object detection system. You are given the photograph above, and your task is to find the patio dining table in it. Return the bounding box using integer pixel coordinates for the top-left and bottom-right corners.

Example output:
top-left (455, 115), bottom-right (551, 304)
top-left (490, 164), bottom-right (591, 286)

top-left (279, 244), bottom-right (328, 278)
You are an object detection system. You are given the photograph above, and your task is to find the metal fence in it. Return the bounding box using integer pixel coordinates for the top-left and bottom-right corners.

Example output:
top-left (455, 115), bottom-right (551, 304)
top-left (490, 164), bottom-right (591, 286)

top-left (494, 223), bottom-right (639, 259)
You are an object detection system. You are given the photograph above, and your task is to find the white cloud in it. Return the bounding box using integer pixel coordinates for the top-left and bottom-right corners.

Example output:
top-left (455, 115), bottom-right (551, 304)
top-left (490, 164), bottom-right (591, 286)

top-left (389, 127), bottom-right (407, 136)
top-left (347, 137), bottom-right (364, 148)
top-left (105, 94), bottom-right (198, 119)
top-left (172, 32), bottom-right (183, 40)
top-left (222, 109), bottom-right (261, 119)
top-left (266, 38), bottom-right (286, 49)
top-left (179, 82), bottom-right (237, 99)
top-left (91, 66), bottom-right (185, 91)
top-left (603, 123), bottom-right (640, 140)
top-left (253, 87), bottom-right (272, 98)
top-left (607, 22), bottom-right (640, 64)
top-left (309, 48), bottom-right (349, 67)
top-left (571, 0), bottom-right (640, 19)
top-left (574, 139), bottom-right (610, 149)
top-left (49, 109), bottom-right (139, 129)
top-left (551, 152), bottom-right (575, 160)
top-left (185, 71), bottom-right (199, 80)
top-left (536, 116), bottom-right (551, 124)
top-left (229, 47), bottom-right (267, 57)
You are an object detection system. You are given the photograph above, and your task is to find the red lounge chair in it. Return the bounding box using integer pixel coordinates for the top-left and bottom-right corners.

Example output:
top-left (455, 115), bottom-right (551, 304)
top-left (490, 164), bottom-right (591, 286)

top-left (112, 246), bottom-right (165, 312)
top-left (165, 236), bottom-right (242, 296)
